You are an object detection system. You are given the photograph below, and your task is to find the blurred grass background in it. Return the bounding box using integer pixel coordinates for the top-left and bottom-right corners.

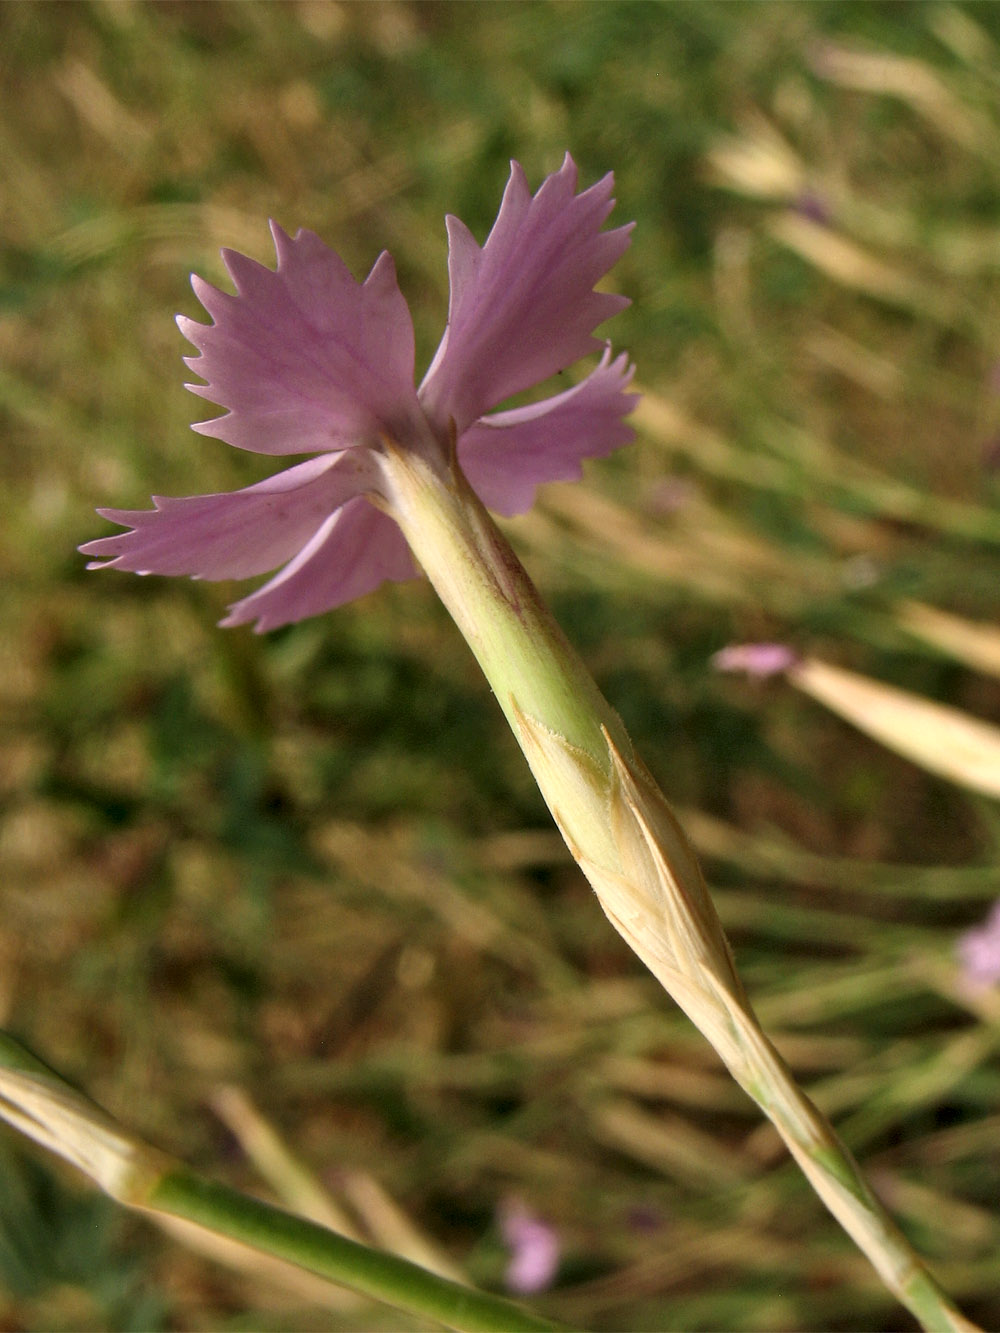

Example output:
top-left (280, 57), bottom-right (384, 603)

top-left (3, 1), bottom-right (1000, 1328)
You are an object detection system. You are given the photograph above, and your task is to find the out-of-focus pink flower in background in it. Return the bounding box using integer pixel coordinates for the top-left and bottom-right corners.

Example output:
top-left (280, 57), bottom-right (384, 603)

top-left (957, 901), bottom-right (1000, 991)
top-left (498, 1198), bottom-right (560, 1295)
top-left (711, 642), bottom-right (800, 679)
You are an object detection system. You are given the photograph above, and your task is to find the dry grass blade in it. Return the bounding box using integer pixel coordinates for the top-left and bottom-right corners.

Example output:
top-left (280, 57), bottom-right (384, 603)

top-left (791, 658), bottom-right (1000, 799)
top-left (808, 40), bottom-right (987, 154)
top-left (211, 1086), bottom-right (359, 1235)
top-left (897, 601), bottom-right (1000, 679)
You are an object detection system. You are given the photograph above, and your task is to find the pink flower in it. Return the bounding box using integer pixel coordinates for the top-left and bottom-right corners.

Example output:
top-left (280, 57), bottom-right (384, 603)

top-left (711, 642), bottom-right (800, 679)
top-left (957, 901), bottom-right (1000, 990)
top-left (81, 156), bottom-right (637, 632)
top-left (498, 1199), bottom-right (560, 1295)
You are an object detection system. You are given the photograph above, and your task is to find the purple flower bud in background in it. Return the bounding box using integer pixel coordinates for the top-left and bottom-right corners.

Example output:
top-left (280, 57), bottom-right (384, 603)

top-left (711, 642), bottom-right (800, 679)
top-left (626, 1202), bottom-right (665, 1234)
top-left (792, 188), bottom-right (833, 227)
top-left (499, 1199), bottom-right (560, 1295)
top-left (645, 477), bottom-right (696, 517)
top-left (957, 900), bottom-right (1000, 990)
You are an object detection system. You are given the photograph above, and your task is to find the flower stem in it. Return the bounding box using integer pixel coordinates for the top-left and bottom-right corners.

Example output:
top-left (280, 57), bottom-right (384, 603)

top-left (380, 444), bottom-right (978, 1333)
top-left (0, 1031), bottom-right (560, 1333)
top-left (147, 1170), bottom-right (560, 1333)
top-left (728, 1010), bottom-right (978, 1333)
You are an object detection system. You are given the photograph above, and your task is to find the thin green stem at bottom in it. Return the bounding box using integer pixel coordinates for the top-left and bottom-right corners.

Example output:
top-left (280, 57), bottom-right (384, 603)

top-left (148, 1170), bottom-right (560, 1333)
top-left (0, 1031), bottom-right (560, 1333)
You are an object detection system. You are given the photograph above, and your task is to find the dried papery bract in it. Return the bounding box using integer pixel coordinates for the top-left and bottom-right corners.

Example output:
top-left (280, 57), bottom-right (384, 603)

top-left (605, 731), bottom-right (745, 1000)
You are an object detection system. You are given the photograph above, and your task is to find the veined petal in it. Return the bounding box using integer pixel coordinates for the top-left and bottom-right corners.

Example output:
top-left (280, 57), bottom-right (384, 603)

top-left (420, 154), bottom-right (633, 433)
top-left (220, 498), bottom-right (416, 632)
top-left (79, 453), bottom-right (376, 580)
top-left (458, 349), bottom-right (637, 516)
top-left (179, 222), bottom-right (420, 455)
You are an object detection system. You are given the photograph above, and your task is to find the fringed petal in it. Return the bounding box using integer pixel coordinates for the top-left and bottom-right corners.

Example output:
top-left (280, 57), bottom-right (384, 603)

top-left (179, 223), bottom-right (420, 455)
top-left (220, 498), bottom-right (417, 632)
top-left (458, 349), bottom-right (637, 516)
top-left (79, 453), bottom-right (376, 580)
top-left (420, 154), bottom-right (633, 433)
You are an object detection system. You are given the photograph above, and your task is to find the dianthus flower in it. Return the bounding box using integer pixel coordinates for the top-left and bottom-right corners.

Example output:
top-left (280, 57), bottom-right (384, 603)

top-left (81, 155), bottom-right (636, 631)
top-left (77, 160), bottom-right (978, 1329)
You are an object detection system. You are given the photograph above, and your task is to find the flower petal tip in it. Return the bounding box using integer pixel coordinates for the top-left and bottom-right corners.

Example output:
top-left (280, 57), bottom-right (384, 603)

top-left (419, 155), bottom-right (634, 432)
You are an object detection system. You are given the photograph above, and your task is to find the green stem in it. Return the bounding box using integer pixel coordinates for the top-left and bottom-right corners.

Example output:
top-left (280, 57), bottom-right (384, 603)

top-left (379, 441), bottom-right (626, 768)
top-left (378, 444), bottom-right (979, 1333)
top-left (379, 442), bottom-right (628, 874)
top-left (728, 1015), bottom-right (978, 1333)
top-left (0, 1031), bottom-right (560, 1333)
top-left (148, 1170), bottom-right (559, 1333)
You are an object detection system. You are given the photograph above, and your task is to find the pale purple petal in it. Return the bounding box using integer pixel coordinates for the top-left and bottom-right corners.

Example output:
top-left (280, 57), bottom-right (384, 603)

top-left (220, 497), bottom-right (416, 632)
top-left (179, 222), bottom-right (420, 455)
top-left (458, 349), bottom-right (637, 516)
top-left (420, 154), bottom-right (633, 433)
top-left (79, 453), bottom-right (376, 580)
top-left (712, 643), bottom-right (800, 678)
top-left (499, 1201), bottom-right (559, 1295)
top-left (957, 901), bottom-right (1000, 990)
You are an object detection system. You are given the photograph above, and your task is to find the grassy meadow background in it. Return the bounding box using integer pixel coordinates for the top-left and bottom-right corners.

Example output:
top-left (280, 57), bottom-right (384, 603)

top-left (4, 1), bottom-right (1000, 1328)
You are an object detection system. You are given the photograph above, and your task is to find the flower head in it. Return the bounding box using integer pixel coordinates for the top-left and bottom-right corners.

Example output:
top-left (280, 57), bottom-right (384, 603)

top-left (82, 155), bottom-right (636, 631)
